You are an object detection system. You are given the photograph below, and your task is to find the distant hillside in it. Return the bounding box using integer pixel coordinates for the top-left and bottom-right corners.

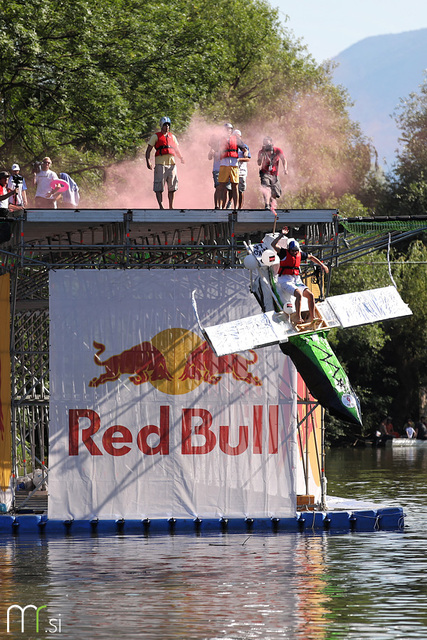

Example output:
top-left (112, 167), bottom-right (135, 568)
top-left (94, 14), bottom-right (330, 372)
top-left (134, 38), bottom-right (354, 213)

top-left (332, 28), bottom-right (427, 170)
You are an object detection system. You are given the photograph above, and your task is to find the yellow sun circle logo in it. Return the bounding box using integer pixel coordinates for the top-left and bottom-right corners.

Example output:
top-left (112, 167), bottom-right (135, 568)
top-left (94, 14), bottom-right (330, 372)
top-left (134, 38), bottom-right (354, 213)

top-left (150, 328), bottom-right (204, 395)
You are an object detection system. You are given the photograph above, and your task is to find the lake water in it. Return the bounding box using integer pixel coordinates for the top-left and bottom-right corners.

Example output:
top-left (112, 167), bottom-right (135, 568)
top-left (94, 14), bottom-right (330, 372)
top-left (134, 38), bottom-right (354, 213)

top-left (1, 445), bottom-right (426, 639)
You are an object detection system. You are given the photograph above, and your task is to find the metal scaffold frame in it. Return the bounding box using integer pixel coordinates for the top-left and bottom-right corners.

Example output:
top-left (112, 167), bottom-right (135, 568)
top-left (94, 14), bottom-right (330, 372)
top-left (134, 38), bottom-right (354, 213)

top-left (4, 206), bottom-right (423, 512)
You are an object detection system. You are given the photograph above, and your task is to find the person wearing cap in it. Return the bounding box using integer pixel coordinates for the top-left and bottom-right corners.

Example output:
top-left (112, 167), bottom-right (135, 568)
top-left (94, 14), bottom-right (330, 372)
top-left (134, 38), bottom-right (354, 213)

top-left (145, 117), bottom-right (184, 209)
top-left (271, 228), bottom-right (329, 324)
top-left (216, 123), bottom-right (248, 210)
top-left (33, 157), bottom-right (60, 209)
top-left (257, 137), bottom-right (287, 210)
top-left (7, 163), bottom-right (28, 209)
top-left (0, 171), bottom-right (18, 214)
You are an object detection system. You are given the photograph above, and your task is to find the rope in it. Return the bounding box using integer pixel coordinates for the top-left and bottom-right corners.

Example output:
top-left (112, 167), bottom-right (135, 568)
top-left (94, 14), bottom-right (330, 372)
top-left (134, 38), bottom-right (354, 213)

top-left (387, 233), bottom-right (397, 288)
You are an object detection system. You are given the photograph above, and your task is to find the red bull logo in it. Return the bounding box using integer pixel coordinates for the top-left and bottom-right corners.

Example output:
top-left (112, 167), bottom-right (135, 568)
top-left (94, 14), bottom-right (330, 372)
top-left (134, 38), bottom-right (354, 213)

top-left (89, 328), bottom-right (262, 394)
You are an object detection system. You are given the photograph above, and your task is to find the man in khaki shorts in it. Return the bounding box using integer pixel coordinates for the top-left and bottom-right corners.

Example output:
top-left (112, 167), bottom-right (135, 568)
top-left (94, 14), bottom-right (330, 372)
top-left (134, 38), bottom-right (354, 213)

top-left (215, 123), bottom-right (247, 210)
top-left (146, 117), bottom-right (184, 209)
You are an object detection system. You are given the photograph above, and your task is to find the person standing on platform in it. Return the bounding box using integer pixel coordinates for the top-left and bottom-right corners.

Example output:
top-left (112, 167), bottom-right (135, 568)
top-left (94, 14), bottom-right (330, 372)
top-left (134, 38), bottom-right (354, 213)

top-left (8, 164), bottom-right (28, 209)
top-left (34, 157), bottom-right (60, 209)
top-left (257, 137), bottom-right (287, 210)
top-left (215, 123), bottom-right (248, 211)
top-left (208, 135), bottom-right (231, 209)
top-left (59, 173), bottom-right (80, 208)
top-left (0, 171), bottom-right (17, 213)
top-left (232, 129), bottom-right (250, 210)
top-left (145, 116), bottom-right (184, 210)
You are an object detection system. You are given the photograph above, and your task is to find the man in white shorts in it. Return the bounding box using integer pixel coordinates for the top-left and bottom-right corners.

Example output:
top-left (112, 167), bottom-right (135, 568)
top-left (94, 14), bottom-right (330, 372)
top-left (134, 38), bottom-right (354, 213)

top-left (271, 229), bottom-right (329, 323)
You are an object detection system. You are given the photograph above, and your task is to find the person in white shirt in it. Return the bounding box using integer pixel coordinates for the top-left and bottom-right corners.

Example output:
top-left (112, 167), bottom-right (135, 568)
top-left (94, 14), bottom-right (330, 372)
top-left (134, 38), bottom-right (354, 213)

top-left (7, 163), bottom-right (27, 209)
top-left (0, 171), bottom-right (17, 214)
top-left (34, 157), bottom-right (59, 209)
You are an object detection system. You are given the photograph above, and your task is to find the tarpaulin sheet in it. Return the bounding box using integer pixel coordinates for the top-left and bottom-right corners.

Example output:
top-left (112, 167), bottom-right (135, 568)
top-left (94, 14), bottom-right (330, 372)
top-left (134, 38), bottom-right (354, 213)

top-left (49, 270), bottom-right (297, 520)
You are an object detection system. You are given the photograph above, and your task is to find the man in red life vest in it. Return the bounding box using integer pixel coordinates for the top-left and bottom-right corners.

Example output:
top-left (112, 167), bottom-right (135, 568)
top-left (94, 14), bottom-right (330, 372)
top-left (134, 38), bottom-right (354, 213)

top-left (257, 137), bottom-right (287, 210)
top-left (271, 228), bottom-right (329, 324)
top-left (145, 116), bottom-right (184, 209)
top-left (215, 123), bottom-right (248, 210)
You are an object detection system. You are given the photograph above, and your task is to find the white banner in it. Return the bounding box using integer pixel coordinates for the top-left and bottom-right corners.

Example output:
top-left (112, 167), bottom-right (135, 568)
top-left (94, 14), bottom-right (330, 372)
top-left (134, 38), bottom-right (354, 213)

top-left (49, 270), bottom-right (297, 520)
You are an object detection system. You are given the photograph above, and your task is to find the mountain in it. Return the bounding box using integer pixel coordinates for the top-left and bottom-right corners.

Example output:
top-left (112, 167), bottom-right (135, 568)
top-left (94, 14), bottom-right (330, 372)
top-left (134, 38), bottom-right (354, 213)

top-left (332, 28), bottom-right (427, 170)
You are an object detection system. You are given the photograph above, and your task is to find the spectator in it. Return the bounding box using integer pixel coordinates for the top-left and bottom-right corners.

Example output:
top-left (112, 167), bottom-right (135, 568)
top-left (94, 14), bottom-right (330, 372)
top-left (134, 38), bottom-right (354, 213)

top-left (404, 419), bottom-right (416, 439)
top-left (257, 136), bottom-right (287, 210)
top-left (416, 417), bottom-right (427, 440)
top-left (7, 163), bottom-right (27, 209)
top-left (145, 116), bottom-right (184, 209)
top-left (59, 173), bottom-right (80, 208)
top-left (34, 157), bottom-right (60, 209)
top-left (0, 171), bottom-right (17, 214)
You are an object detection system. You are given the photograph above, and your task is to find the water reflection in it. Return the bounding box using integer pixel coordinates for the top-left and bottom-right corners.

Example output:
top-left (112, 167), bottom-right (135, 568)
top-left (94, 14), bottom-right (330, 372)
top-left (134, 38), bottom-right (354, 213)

top-left (1, 447), bottom-right (427, 638)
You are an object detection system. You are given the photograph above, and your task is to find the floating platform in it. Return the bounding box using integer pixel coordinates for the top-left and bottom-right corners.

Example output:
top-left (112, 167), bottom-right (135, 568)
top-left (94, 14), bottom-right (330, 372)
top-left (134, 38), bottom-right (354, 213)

top-left (0, 498), bottom-right (404, 536)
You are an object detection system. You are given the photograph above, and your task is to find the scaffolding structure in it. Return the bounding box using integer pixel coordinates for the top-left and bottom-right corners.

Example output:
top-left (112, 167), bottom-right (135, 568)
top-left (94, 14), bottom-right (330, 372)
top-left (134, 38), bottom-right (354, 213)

top-left (2, 207), bottom-right (426, 511)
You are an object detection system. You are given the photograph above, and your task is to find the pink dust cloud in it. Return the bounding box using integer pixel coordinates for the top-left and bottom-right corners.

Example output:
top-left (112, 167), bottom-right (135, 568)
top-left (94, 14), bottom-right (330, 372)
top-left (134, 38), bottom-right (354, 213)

top-left (81, 100), bottom-right (355, 210)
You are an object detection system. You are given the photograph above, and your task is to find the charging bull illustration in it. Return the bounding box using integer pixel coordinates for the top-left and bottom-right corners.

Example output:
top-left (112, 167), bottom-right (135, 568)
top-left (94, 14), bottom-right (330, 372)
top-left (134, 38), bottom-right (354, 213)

top-left (89, 341), bottom-right (173, 387)
top-left (179, 341), bottom-right (262, 386)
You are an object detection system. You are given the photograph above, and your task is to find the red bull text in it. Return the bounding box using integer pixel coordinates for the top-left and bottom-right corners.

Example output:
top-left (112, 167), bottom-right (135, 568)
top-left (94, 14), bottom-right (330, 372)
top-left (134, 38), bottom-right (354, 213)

top-left (69, 406), bottom-right (279, 457)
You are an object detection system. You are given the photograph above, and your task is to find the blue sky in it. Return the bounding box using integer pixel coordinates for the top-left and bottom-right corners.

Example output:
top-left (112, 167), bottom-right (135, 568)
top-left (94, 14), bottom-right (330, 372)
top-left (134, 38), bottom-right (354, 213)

top-left (273, 0), bottom-right (427, 62)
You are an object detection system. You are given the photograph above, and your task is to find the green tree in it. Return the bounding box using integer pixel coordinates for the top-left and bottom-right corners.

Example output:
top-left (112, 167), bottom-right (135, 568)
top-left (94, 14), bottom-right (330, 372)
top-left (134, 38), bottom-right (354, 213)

top-left (378, 75), bottom-right (427, 215)
top-left (0, 0), bottom-right (372, 201)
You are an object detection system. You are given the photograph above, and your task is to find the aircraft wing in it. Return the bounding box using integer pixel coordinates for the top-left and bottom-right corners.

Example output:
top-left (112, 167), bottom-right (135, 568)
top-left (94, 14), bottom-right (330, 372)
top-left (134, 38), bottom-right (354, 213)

top-left (193, 286), bottom-right (412, 357)
top-left (318, 285), bottom-right (412, 328)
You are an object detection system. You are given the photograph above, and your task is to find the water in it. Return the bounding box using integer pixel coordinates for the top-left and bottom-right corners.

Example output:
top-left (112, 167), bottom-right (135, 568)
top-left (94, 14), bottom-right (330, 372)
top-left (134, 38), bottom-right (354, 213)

top-left (1, 446), bottom-right (427, 639)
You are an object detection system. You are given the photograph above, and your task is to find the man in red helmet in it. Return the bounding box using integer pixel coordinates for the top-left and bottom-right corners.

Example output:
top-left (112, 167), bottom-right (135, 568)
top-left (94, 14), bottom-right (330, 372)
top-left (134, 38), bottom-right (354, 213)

top-left (146, 116), bottom-right (184, 209)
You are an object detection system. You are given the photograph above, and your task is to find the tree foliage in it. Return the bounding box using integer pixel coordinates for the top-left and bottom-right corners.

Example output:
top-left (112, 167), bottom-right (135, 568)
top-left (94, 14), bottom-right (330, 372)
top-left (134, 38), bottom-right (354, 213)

top-left (378, 74), bottom-right (427, 215)
top-left (0, 0), bottom-right (371, 198)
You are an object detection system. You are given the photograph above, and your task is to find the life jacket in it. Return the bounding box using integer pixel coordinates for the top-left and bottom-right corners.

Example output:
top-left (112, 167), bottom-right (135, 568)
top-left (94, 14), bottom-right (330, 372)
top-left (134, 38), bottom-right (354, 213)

top-left (220, 135), bottom-right (239, 159)
top-left (154, 132), bottom-right (176, 156)
top-left (278, 250), bottom-right (301, 276)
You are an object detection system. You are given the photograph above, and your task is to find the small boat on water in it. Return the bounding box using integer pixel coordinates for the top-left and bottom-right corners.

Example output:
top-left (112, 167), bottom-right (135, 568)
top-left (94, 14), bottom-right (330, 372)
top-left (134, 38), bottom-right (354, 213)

top-left (387, 439), bottom-right (427, 447)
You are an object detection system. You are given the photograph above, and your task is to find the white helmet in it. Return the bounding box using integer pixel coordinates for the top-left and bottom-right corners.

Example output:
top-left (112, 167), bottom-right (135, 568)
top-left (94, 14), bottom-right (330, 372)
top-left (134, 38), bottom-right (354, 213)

top-left (160, 116), bottom-right (171, 127)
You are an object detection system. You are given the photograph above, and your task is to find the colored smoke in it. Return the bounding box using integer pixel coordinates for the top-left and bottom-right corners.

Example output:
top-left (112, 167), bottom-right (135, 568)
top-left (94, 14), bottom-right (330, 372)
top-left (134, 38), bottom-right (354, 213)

top-left (83, 96), bottom-right (358, 210)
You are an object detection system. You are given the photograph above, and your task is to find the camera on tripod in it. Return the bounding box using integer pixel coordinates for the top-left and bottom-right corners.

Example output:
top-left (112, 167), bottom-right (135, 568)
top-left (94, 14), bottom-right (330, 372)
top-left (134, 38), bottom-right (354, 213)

top-left (12, 174), bottom-right (23, 188)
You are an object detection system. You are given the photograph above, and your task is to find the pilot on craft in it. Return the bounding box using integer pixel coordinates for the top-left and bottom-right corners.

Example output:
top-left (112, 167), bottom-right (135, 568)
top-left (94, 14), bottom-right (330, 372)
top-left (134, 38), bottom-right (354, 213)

top-left (271, 228), bottom-right (329, 324)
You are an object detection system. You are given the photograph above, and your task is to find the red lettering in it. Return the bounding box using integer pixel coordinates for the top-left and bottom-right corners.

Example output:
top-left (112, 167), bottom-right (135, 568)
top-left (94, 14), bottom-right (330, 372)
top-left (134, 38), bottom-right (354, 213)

top-left (69, 409), bottom-right (102, 456)
top-left (181, 408), bottom-right (216, 454)
top-left (102, 426), bottom-right (132, 456)
top-left (253, 405), bottom-right (263, 454)
top-left (269, 405), bottom-right (278, 454)
top-left (137, 406), bottom-right (170, 455)
top-left (219, 425), bottom-right (248, 455)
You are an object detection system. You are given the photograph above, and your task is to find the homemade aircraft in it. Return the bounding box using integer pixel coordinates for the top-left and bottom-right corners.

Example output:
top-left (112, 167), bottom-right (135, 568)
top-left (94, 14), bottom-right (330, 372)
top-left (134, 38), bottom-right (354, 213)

top-left (192, 233), bottom-right (412, 426)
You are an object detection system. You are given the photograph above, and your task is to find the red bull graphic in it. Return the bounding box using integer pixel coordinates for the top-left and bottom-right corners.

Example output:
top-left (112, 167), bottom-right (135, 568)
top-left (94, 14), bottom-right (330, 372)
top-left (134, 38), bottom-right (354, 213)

top-left (48, 270), bottom-right (294, 520)
top-left (89, 340), bottom-right (173, 387)
top-left (89, 329), bottom-right (262, 394)
top-left (180, 341), bottom-right (261, 386)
